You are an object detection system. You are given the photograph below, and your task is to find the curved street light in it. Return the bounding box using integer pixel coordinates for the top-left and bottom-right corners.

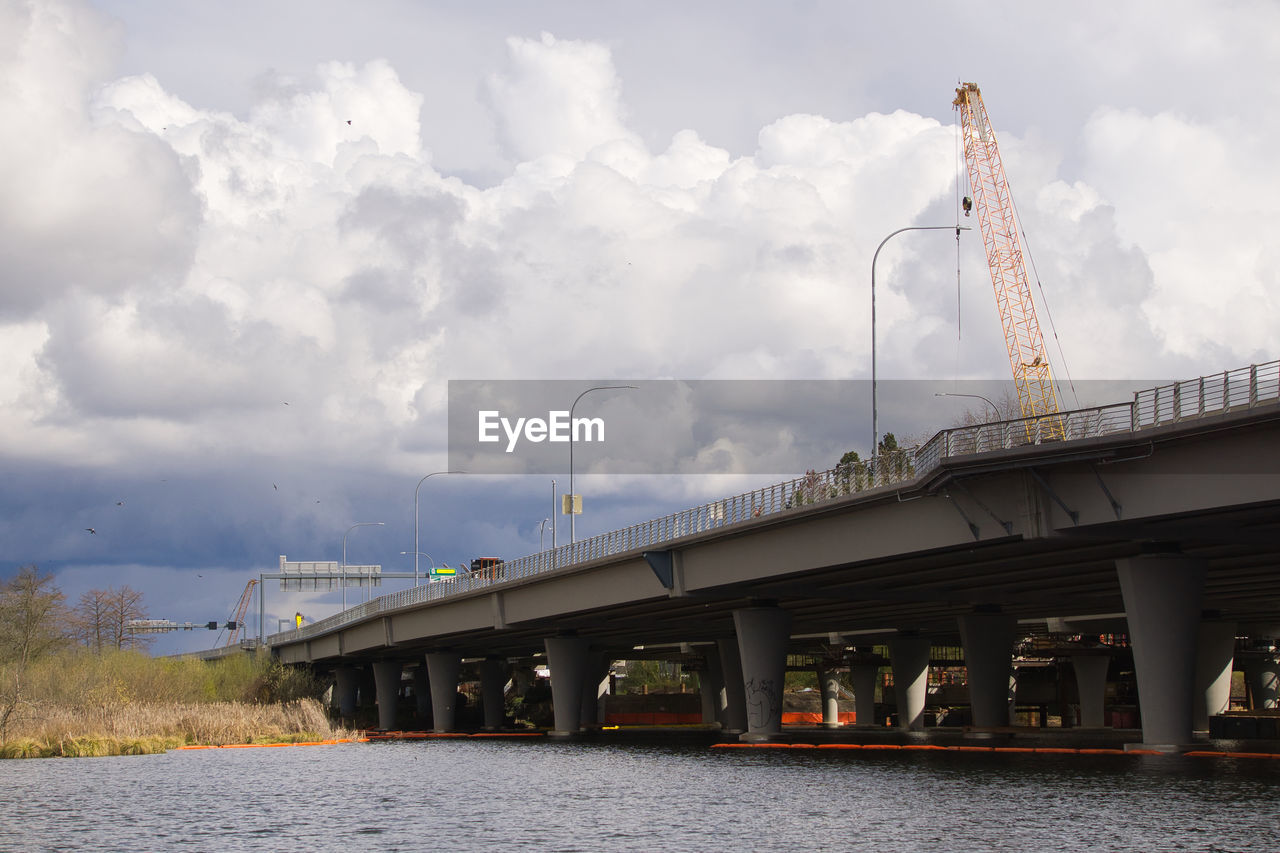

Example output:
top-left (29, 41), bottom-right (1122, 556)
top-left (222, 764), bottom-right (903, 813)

top-left (342, 521), bottom-right (384, 610)
top-left (935, 391), bottom-right (1001, 421)
top-left (401, 550), bottom-right (435, 583)
top-left (568, 384), bottom-right (637, 543)
top-left (414, 471), bottom-right (463, 588)
top-left (871, 226), bottom-right (970, 455)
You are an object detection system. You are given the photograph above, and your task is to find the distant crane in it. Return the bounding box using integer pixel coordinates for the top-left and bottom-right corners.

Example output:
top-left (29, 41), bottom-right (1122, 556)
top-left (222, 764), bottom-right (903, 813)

top-left (953, 82), bottom-right (1062, 431)
top-left (225, 579), bottom-right (258, 646)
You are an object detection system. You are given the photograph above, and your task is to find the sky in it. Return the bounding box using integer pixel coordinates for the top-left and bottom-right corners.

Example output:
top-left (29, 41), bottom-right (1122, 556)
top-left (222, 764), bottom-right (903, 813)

top-left (2, 0), bottom-right (1277, 653)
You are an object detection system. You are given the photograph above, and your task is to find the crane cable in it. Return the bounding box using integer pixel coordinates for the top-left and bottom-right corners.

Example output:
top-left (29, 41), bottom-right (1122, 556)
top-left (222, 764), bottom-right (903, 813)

top-left (1007, 191), bottom-right (1080, 408)
top-left (954, 105), bottom-right (964, 342)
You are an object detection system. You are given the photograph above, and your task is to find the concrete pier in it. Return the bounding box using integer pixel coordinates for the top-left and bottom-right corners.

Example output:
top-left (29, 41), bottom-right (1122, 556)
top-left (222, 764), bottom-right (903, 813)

top-left (733, 606), bottom-right (793, 740)
top-left (888, 635), bottom-right (931, 731)
top-left (849, 661), bottom-right (880, 727)
top-left (818, 664), bottom-right (841, 728)
top-left (1195, 621), bottom-right (1238, 731)
top-left (412, 665), bottom-right (431, 723)
top-left (717, 637), bottom-right (748, 735)
top-left (480, 657), bottom-right (508, 730)
top-left (696, 646), bottom-right (723, 725)
top-left (426, 651), bottom-right (461, 733)
top-left (371, 660), bottom-right (402, 731)
top-left (579, 651), bottom-right (612, 728)
top-left (545, 637), bottom-right (589, 737)
top-left (1116, 554), bottom-right (1206, 748)
top-left (958, 610), bottom-right (1017, 728)
top-left (334, 665), bottom-right (360, 719)
top-left (1070, 653), bottom-right (1111, 728)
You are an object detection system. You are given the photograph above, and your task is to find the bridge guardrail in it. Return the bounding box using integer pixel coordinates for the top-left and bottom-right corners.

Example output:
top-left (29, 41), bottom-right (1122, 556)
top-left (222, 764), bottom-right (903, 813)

top-left (266, 358), bottom-right (1278, 647)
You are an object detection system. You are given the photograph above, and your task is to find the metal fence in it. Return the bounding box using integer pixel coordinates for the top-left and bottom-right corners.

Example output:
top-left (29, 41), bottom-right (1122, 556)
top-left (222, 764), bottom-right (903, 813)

top-left (267, 359), bottom-right (1278, 646)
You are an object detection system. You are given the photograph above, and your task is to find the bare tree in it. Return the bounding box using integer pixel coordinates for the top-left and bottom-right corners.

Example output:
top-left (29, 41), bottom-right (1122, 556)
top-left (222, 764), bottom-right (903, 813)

top-left (0, 565), bottom-right (68, 739)
top-left (72, 588), bottom-right (112, 652)
top-left (73, 585), bottom-right (153, 652)
top-left (108, 586), bottom-right (153, 652)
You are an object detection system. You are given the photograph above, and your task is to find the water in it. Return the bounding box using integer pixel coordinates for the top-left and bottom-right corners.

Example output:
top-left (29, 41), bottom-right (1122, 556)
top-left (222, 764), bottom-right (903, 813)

top-left (2, 737), bottom-right (1279, 851)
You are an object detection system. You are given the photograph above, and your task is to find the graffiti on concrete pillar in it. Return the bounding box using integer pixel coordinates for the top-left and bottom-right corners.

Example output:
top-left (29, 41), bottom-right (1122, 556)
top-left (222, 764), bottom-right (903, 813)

top-left (744, 677), bottom-right (779, 729)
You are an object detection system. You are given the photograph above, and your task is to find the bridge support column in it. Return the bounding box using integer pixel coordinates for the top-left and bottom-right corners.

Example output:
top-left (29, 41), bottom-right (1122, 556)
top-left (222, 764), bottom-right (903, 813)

top-left (412, 665), bottom-right (432, 726)
top-left (511, 664), bottom-right (536, 697)
top-left (426, 652), bottom-right (461, 733)
top-left (1070, 654), bottom-right (1111, 728)
top-left (480, 657), bottom-right (508, 731)
top-left (1117, 553), bottom-right (1206, 748)
top-left (717, 638), bottom-right (748, 735)
top-left (1242, 655), bottom-right (1279, 710)
top-left (733, 606), bottom-right (793, 741)
top-left (545, 637), bottom-right (590, 737)
top-left (817, 665), bottom-right (841, 728)
top-left (579, 651), bottom-right (612, 729)
top-left (958, 611), bottom-right (1017, 728)
top-left (371, 661), bottom-right (403, 731)
top-left (1195, 621), bottom-right (1238, 731)
top-left (888, 635), bottom-right (931, 731)
top-left (698, 655), bottom-right (722, 725)
top-left (333, 666), bottom-right (360, 719)
top-left (849, 663), bottom-right (879, 727)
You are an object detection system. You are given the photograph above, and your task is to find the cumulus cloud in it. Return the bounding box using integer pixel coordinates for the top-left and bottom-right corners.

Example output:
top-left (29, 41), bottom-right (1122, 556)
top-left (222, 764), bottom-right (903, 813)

top-left (484, 32), bottom-right (639, 165)
top-left (0, 1), bottom-right (199, 318)
top-left (5, 13), bottom-right (1268, 472)
top-left (1079, 108), bottom-right (1277, 365)
top-left (4, 0), bottom-right (1279, 648)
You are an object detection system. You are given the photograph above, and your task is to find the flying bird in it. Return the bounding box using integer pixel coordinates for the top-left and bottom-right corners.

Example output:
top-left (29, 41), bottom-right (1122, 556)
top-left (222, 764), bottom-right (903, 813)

top-left (85, 528), bottom-right (97, 534)
top-left (116, 501), bottom-right (125, 506)
top-left (273, 484), bottom-right (278, 490)
top-left (346, 120), bottom-right (352, 125)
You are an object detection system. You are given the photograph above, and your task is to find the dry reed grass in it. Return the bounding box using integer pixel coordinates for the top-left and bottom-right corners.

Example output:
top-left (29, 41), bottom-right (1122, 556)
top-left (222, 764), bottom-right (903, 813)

top-left (1, 698), bottom-right (354, 758)
top-left (2, 650), bottom-right (353, 758)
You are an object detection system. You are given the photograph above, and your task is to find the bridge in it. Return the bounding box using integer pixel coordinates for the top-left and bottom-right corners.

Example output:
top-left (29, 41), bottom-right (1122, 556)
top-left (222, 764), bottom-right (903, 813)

top-left (246, 361), bottom-right (1280, 748)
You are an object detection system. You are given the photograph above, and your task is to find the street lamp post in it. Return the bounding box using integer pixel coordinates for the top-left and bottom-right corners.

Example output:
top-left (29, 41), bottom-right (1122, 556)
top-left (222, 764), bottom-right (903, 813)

top-left (935, 392), bottom-right (1001, 421)
top-left (400, 551), bottom-right (434, 582)
top-left (342, 521), bottom-right (384, 610)
top-left (538, 518), bottom-right (550, 550)
top-left (414, 471), bottom-right (463, 588)
top-left (871, 226), bottom-right (970, 455)
top-left (568, 385), bottom-right (637, 543)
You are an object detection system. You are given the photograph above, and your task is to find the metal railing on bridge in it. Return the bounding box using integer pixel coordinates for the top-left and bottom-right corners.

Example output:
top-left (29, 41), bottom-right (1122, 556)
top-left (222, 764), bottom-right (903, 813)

top-left (268, 359), bottom-right (1278, 646)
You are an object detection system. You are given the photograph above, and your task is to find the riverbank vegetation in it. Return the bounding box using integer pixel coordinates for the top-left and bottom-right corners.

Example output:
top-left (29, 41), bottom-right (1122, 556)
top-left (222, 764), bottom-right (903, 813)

top-left (1, 649), bottom-right (352, 758)
top-left (1, 566), bottom-right (353, 758)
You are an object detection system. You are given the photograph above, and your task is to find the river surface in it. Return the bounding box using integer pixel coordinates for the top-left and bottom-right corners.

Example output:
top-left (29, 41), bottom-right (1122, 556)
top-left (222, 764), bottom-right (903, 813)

top-left (2, 736), bottom-right (1279, 851)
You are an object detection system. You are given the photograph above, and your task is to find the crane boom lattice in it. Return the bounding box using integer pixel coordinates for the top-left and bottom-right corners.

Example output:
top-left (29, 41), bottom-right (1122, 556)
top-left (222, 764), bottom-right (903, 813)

top-left (225, 579), bottom-right (257, 646)
top-left (953, 82), bottom-right (1061, 430)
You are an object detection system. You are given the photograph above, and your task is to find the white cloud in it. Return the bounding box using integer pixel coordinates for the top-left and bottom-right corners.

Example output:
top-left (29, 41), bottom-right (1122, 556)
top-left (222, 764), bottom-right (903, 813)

top-left (484, 32), bottom-right (640, 164)
top-left (4, 0), bottom-right (1279, 633)
top-left (1079, 108), bottom-right (1277, 363)
top-left (0, 1), bottom-right (199, 317)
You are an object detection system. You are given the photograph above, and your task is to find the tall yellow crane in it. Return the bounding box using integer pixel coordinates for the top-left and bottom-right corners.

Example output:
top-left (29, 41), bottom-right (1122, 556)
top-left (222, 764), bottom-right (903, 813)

top-left (953, 83), bottom-right (1061, 427)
